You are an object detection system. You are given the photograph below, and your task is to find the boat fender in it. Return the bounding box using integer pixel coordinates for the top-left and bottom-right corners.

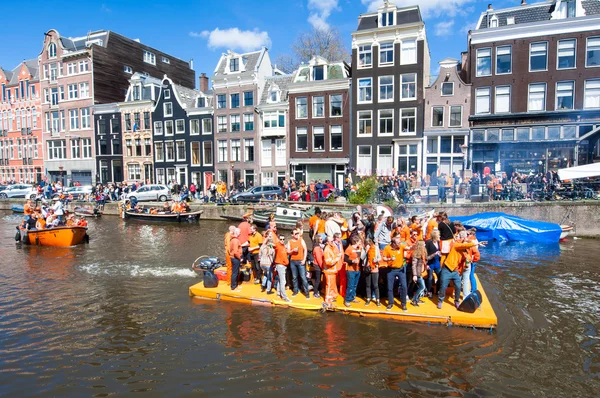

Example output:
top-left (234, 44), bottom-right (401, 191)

top-left (203, 270), bottom-right (219, 288)
top-left (14, 227), bottom-right (21, 242)
top-left (457, 290), bottom-right (483, 313)
top-left (84, 234), bottom-right (90, 243)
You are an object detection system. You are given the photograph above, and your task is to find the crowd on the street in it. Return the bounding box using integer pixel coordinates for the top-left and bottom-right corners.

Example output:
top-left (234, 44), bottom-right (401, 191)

top-left (223, 208), bottom-right (486, 311)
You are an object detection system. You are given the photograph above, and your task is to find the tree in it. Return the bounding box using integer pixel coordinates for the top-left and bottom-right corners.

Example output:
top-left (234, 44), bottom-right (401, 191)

top-left (274, 27), bottom-right (350, 74)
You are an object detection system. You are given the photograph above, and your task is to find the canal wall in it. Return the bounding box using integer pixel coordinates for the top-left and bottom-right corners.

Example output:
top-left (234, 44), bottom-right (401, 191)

top-left (2, 199), bottom-right (599, 237)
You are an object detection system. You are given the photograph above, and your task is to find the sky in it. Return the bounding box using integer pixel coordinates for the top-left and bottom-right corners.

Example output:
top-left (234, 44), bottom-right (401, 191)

top-left (0, 0), bottom-right (522, 88)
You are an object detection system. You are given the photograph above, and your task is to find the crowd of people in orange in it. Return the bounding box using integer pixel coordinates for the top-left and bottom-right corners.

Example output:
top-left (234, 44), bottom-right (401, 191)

top-left (223, 208), bottom-right (486, 311)
top-left (19, 198), bottom-right (87, 231)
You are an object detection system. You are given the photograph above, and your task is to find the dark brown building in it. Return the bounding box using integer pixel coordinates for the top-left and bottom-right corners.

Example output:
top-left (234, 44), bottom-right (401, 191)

top-left (287, 56), bottom-right (350, 188)
top-left (467, 0), bottom-right (600, 175)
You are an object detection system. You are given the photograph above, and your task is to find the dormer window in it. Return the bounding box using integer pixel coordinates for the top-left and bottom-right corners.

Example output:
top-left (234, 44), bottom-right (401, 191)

top-left (48, 42), bottom-right (57, 58)
top-left (143, 51), bottom-right (156, 65)
top-left (380, 11), bottom-right (394, 27)
top-left (268, 84), bottom-right (280, 103)
top-left (269, 91), bottom-right (278, 102)
top-left (133, 85), bottom-right (141, 101)
top-left (230, 58), bottom-right (239, 72)
top-left (559, 0), bottom-right (576, 18)
top-left (313, 65), bottom-right (324, 81)
top-left (197, 97), bottom-right (206, 108)
top-left (489, 15), bottom-right (498, 28)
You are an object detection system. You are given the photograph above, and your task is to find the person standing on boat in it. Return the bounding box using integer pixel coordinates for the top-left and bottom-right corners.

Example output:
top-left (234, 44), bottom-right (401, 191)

top-left (248, 224), bottom-right (264, 284)
top-left (311, 235), bottom-right (324, 299)
top-left (382, 232), bottom-right (409, 312)
top-left (465, 228), bottom-right (482, 296)
top-left (224, 226), bottom-right (235, 286)
top-left (437, 231), bottom-right (479, 309)
top-left (343, 235), bottom-right (362, 307)
top-left (52, 197), bottom-right (65, 224)
top-left (374, 216), bottom-right (395, 251)
top-left (411, 241), bottom-right (428, 307)
top-left (259, 231), bottom-right (275, 294)
top-left (323, 235), bottom-right (342, 308)
top-left (425, 229), bottom-right (442, 298)
top-left (364, 237), bottom-right (380, 307)
top-left (308, 207), bottom-right (322, 240)
top-left (229, 228), bottom-right (243, 292)
top-left (274, 234), bottom-right (292, 302)
top-left (287, 228), bottom-right (309, 299)
top-left (238, 213), bottom-right (252, 267)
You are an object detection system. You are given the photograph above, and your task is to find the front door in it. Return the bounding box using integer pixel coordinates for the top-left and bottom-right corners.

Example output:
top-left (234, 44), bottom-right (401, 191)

top-left (177, 167), bottom-right (187, 186)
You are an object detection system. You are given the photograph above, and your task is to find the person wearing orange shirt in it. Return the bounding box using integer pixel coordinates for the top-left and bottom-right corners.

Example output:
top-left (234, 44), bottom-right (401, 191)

top-left (274, 233), bottom-right (292, 303)
top-left (425, 214), bottom-right (439, 240)
top-left (382, 233), bottom-right (409, 311)
top-left (224, 226), bottom-right (235, 286)
top-left (308, 207), bottom-right (321, 238)
top-left (238, 213), bottom-right (252, 266)
top-left (343, 235), bottom-right (362, 307)
top-left (364, 238), bottom-right (380, 307)
top-left (467, 228), bottom-right (482, 293)
top-left (409, 216), bottom-right (424, 241)
top-left (323, 235), bottom-right (342, 308)
top-left (287, 228), bottom-right (309, 298)
top-left (311, 235), bottom-right (324, 299)
top-left (229, 228), bottom-right (243, 291)
top-left (247, 224), bottom-right (264, 284)
top-left (23, 199), bottom-right (34, 221)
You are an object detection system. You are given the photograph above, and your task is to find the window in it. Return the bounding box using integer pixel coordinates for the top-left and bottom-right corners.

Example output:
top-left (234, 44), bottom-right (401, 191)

top-left (380, 11), bottom-right (394, 27)
top-left (70, 139), bottom-right (80, 159)
top-left (230, 58), bottom-right (239, 72)
top-left (441, 82), bottom-right (454, 96)
top-left (228, 139), bottom-right (240, 162)
top-left (82, 138), bottom-right (92, 158)
top-left (124, 65), bottom-right (133, 74)
top-left (162, 56), bottom-right (170, 64)
top-left (155, 142), bottom-right (164, 161)
top-left (427, 137), bottom-right (438, 154)
top-left (584, 79), bottom-right (600, 108)
top-left (190, 119), bottom-right (200, 135)
top-left (244, 91), bottom-right (254, 106)
top-left (495, 86), bottom-right (511, 113)
top-left (176, 141), bottom-right (186, 161)
top-left (354, 111), bottom-right (372, 138)
top-left (203, 141), bottom-right (213, 166)
top-left (269, 90), bottom-right (278, 102)
top-left (217, 116), bottom-right (227, 133)
top-left (587, 37), bottom-right (600, 67)
top-left (312, 96), bottom-right (325, 117)
top-left (197, 97), bottom-right (206, 108)
top-left (165, 120), bottom-right (174, 136)
top-left (47, 140), bottom-right (66, 160)
top-left (230, 93), bottom-right (240, 108)
top-left (67, 63), bottom-right (76, 75)
top-left (82, 108), bottom-right (91, 130)
top-left (218, 140), bottom-right (227, 162)
top-left (176, 119), bottom-right (185, 134)
top-left (516, 128), bottom-right (529, 141)
top-left (379, 110), bottom-right (394, 135)
top-left (230, 115), bottom-right (240, 132)
top-left (68, 84), bottom-right (78, 100)
top-left (69, 109), bottom-right (79, 130)
top-left (274, 139), bottom-right (286, 166)
top-left (476, 48), bottom-right (492, 76)
top-left (530, 42), bottom-right (548, 71)
top-left (143, 112), bottom-right (150, 130)
top-left (154, 121), bottom-right (163, 135)
top-left (358, 45), bottom-right (372, 68)
top-left (358, 78), bottom-right (372, 103)
top-left (532, 127), bottom-right (545, 140)
top-left (143, 51), bottom-right (156, 65)
top-left (379, 76), bottom-right (394, 102)
top-left (329, 94), bottom-right (343, 117)
top-left (164, 102), bottom-right (173, 117)
top-left (400, 74), bottom-right (416, 100)
top-left (475, 87), bottom-right (491, 114)
top-left (296, 97), bottom-right (308, 118)
top-left (128, 164), bottom-right (141, 181)
top-left (312, 65), bottom-right (324, 81)
top-left (357, 146), bottom-right (372, 175)
top-left (313, 127), bottom-right (325, 151)
top-left (164, 89), bottom-right (171, 100)
top-left (79, 82), bottom-right (89, 98)
top-left (261, 140), bottom-right (272, 167)
top-left (216, 94), bottom-right (226, 109)
top-left (125, 139), bottom-right (133, 157)
top-left (548, 126), bottom-right (561, 140)
top-left (243, 114), bottom-right (254, 131)
top-left (449, 106), bottom-right (462, 127)
top-left (330, 126), bottom-right (342, 151)
top-left (296, 127), bottom-right (308, 151)
top-left (379, 42), bottom-right (394, 65)
top-left (496, 46), bottom-right (512, 74)
top-left (558, 39), bottom-right (576, 69)
top-left (400, 108), bottom-right (416, 134)
top-left (48, 42), bottom-right (57, 58)
top-left (264, 112), bottom-right (284, 128)
top-left (432, 107), bottom-right (444, 127)
top-left (78, 60), bottom-right (89, 73)
top-left (165, 142), bottom-right (174, 161)
top-left (559, 0), bottom-right (576, 18)
top-left (135, 138), bottom-right (142, 156)
top-left (528, 83), bottom-right (546, 111)
top-left (244, 139), bottom-right (254, 162)
top-left (556, 81), bottom-right (575, 110)
top-left (401, 39), bottom-right (416, 64)
top-left (188, 142), bottom-right (200, 165)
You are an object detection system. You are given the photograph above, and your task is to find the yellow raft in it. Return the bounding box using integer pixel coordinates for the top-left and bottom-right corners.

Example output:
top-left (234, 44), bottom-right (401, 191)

top-left (189, 275), bottom-right (497, 329)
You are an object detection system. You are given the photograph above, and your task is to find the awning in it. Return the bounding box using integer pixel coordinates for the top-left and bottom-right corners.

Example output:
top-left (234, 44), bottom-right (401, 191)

top-left (289, 158), bottom-right (348, 166)
top-left (557, 163), bottom-right (600, 180)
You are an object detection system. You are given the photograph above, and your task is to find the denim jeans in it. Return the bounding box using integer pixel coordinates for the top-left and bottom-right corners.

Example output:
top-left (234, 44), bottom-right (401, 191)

top-left (231, 258), bottom-right (241, 290)
top-left (438, 186), bottom-right (446, 201)
top-left (413, 276), bottom-right (426, 301)
top-left (426, 266), bottom-right (441, 295)
top-left (387, 267), bottom-right (407, 306)
top-left (378, 243), bottom-right (388, 251)
top-left (290, 260), bottom-right (308, 295)
top-left (461, 261), bottom-right (472, 297)
top-left (438, 266), bottom-right (461, 303)
top-left (261, 264), bottom-right (273, 292)
top-left (469, 262), bottom-right (478, 292)
top-left (275, 264), bottom-right (289, 300)
top-left (344, 270), bottom-right (360, 303)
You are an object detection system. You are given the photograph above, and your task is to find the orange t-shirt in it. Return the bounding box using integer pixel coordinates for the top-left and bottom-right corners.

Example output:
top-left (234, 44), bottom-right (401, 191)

top-left (366, 244), bottom-right (379, 273)
top-left (410, 223), bottom-right (423, 241)
top-left (316, 219), bottom-right (326, 235)
top-left (383, 243), bottom-right (407, 269)
top-left (274, 240), bottom-right (289, 266)
top-left (288, 238), bottom-right (305, 261)
top-left (248, 232), bottom-right (264, 254)
top-left (309, 215), bottom-right (319, 232)
top-left (238, 221), bottom-right (251, 244)
top-left (24, 203), bottom-right (33, 216)
top-left (324, 244), bottom-right (342, 272)
top-left (341, 220), bottom-right (349, 240)
top-left (229, 237), bottom-right (242, 259)
top-left (344, 245), bottom-right (361, 272)
top-left (425, 218), bottom-right (438, 240)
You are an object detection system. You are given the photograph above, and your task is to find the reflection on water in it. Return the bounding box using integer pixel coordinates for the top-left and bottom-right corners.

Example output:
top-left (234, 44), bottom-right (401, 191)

top-left (0, 213), bottom-right (598, 396)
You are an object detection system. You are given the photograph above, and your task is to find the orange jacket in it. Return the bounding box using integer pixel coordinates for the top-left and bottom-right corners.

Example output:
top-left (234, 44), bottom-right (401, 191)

top-left (444, 241), bottom-right (476, 272)
top-left (324, 243), bottom-right (342, 273)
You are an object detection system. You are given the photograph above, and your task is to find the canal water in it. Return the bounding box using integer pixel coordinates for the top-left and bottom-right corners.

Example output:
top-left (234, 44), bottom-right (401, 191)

top-left (0, 213), bottom-right (598, 396)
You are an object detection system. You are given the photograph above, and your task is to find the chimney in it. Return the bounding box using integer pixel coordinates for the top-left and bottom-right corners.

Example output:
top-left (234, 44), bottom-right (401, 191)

top-left (521, 0), bottom-right (526, 5)
top-left (189, 58), bottom-right (194, 70)
top-left (488, 4), bottom-right (493, 10)
top-left (199, 73), bottom-right (209, 93)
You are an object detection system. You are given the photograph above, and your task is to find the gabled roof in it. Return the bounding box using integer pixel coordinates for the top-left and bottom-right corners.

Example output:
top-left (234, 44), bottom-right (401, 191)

top-left (0, 59), bottom-right (40, 86)
top-left (259, 73), bottom-right (296, 105)
top-left (477, 0), bottom-right (600, 30)
top-left (356, 4), bottom-right (423, 31)
top-left (162, 76), bottom-right (202, 110)
top-left (213, 48), bottom-right (266, 78)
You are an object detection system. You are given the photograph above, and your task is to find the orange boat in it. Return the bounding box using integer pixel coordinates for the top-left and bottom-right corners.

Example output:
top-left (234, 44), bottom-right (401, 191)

top-left (20, 226), bottom-right (88, 247)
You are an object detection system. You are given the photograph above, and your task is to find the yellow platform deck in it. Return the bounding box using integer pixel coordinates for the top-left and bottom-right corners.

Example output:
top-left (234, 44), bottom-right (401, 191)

top-left (189, 274), bottom-right (497, 329)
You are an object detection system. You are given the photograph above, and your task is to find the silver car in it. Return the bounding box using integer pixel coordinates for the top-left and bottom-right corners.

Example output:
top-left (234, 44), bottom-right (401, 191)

top-left (0, 184), bottom-right (37, 199)
top-left (125, 184), bottom-right (172, 202)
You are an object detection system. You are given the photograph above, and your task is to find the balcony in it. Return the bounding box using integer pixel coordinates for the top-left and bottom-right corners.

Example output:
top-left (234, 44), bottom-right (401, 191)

top-left (261, 126), bottom-right (286, 138)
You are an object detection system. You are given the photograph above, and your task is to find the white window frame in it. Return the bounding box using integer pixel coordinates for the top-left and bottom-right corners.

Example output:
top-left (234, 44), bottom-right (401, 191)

top-left (356, 145), bottom-right (372, 176)
top-left (330, 125), bottom-right (343, 151)
top-left (175, 119), bottom-right (185, 134)
top-left (475, 87), bottom-right (491, 114)
top-left (217, 116), bottom-right (227, 133)
top-left (379, 76), bottom-right (394, 103)
top-left (312, 96), bottom-right (325, 118)
top-left (202, 118), bottom-right (212, 135)
top-left (379, 42), bottom-right (394, 66)
top-left (557, 39), bottom-right (577, 70)
top-left (529, 42), bottom-right (548, 72)
top-left (154, 142), bottom-right (164, 162)
top-left (449, 106), bottom-right (462, 127)
top-left (330, 94), bottom-right (343, 117)
top-left (143, 50), bottom-right (156, 65)
top-left (230, 114), bottom-right (240, 132)
top-left (164, 89), bottom-right (171, 99)
top-left (476, 48), bottom-right (492, 77)
top-left (312, 126), bottom-right (325, 152)
top-left (495, 85), bottom-right (511, 114)
top-left (164, 120), bottom-right (174, 136)
top-left (556, 81), bottom-right (575, 110)
top-left (296, 127), bottom-right (308, 152)
top-left (175, 140), bottom-right (186, 161)
top-left (357, 110), bottom-right (372, 137)
top-left (261, 140), bottom-right (272, 167)
top-left (377, 145), bottom-right (393, 175)
top-left (296, 97), bottom-right (308, 119)
top-left (79, 82), bottom-right (89, 98)
top-left (124, 65), bottom-right (133, 74)
top-left (154, 121), bottom-right (163, 136)
top-left (401, 39), bottom-right (417, 65)
top-left (378, 109), bottom-right (394, 136)
top-left (586, 37), bottom-right (600, 68)
top-left (218, 140), bottom-right (228, 162)
top-left (190, 119), bottom-right (200, 135)
top-left (584, 79), bottom-right (600, 109)
top-left (496, 45), bottom-right (512, 75)
top-left (202, 141), bottom-right (213, 166)
top-left (441, 82), bottom-right (454, 96)
top-left (400, 73), bottom-right (416, 101)
top-left (358, 45), bottom-right (372, 68)
top-left (431, 106), bottom-right (444, 127)
top-left (399, 108), bottom-right (417, 135)
top-left (357, 78), bottom-right (372, 104)
top-left (230, 139), bottom-right (241, 162)
top-left (164, 102), bottom-right (173, 117)
top-left (528, 83), bottom-right (547, 112)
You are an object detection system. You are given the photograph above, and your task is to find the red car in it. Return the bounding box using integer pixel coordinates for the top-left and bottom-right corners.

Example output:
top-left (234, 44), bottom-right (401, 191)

top-left (289, 183), bottom-right (335, 202)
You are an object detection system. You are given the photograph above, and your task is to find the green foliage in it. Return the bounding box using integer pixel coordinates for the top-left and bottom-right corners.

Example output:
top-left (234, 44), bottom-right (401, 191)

top-left (384, 199), bottom-right (397, 211)
top-left (348, 176), bottom-right (378, 204)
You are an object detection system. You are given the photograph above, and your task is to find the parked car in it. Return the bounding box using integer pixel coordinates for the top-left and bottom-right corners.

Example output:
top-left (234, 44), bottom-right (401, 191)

top-left (0, 184), bottom-right (37, 199)
top-left (125, 184), bottom-right (172, 202)
top-left (229, 185), bottom-right (283, 203)
top-left (52, 185), bottom-right (94, 200)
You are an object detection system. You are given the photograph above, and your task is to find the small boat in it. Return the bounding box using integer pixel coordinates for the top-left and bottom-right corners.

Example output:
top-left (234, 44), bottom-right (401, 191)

top-left (74, 206), bottom-right (102, 218)
top-left (11, 204), bottom-right (24, 213)
top-left (252, 205), bottom-right (306, 229)
top-left (560, 225), bottom-right (574, 240)
top-left (123, 209), bottom-right (203, 222)
top-left (18, 226), bottom-right (88, 247)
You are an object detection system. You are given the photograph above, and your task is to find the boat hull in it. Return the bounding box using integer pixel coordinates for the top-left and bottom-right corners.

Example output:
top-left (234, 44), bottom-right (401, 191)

top-left (11, 205), bottom-right (24, 213)
top-left (24, 226), bottom-right (88, 247)
top-left (73, 206), bottom-right (102, 218)
top-left (124, 210), bottom-right (203, 222)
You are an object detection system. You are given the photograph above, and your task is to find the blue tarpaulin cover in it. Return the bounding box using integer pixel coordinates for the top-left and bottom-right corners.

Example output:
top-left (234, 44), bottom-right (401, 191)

top-left (451, 212), bottom-right (562, 244)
